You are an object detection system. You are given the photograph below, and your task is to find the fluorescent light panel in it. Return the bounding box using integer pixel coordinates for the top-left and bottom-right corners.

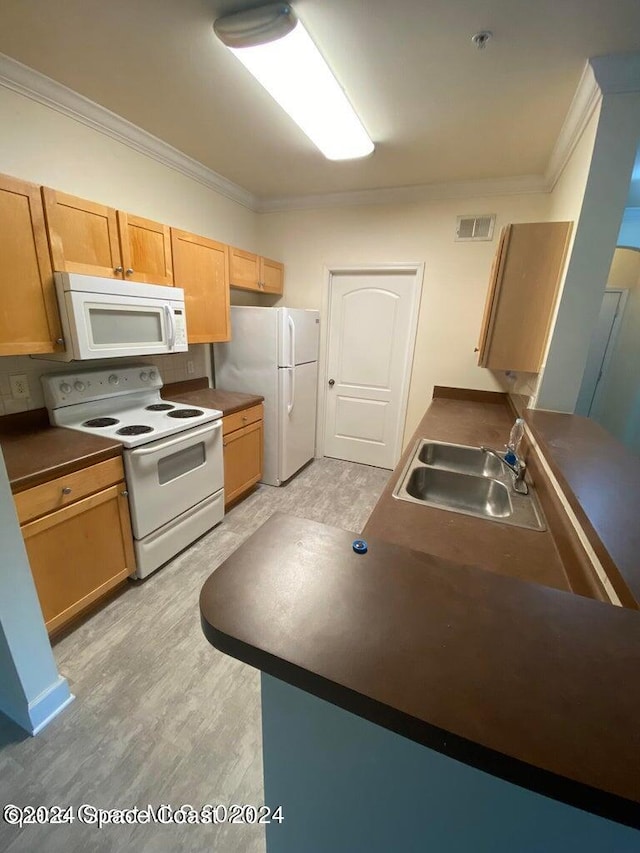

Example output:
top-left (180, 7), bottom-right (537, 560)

top-left (229, 22), bottom-right (374, 161)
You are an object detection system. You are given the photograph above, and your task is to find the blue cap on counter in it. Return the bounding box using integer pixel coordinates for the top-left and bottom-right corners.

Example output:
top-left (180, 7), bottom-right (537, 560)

top-left (352, 539), bottom-right (368, 554)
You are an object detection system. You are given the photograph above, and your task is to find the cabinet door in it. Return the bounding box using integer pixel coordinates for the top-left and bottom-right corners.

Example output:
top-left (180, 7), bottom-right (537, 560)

top-left (22, 484), bottom-right (136, 634)
top-left (42, 187), bottom-right (123, 278)
top-left (229, 246), bottom-right (260, 291)
top-left (260, 256), bottom-right (284, 295)
top-left (118, 212), bottom-right (173, 285)
top-left (477, 221), bottom-right (572, 372)
top-left (223, 419), bottom-right (263, 506)
top-left (0, 174), bottom-right (63, 355)
top-left (171, 229), bottom-right (230, 342)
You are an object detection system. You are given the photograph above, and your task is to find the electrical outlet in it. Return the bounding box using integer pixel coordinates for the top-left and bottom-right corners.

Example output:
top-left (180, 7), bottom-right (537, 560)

top-left (187, 360), bottom-right (195, 375)
top-left (9, 374), bottom-right (30, 399)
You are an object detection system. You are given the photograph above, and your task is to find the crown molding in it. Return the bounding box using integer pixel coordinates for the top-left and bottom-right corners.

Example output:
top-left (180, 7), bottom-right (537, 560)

top-left (0, 51), bottom-right (607, 215)
top-left (256, 174), bottom-right (548, 213)
top-left (544, 61), bottom-right (602, 192)
top-left (0, 52), bottom-right (258, 210)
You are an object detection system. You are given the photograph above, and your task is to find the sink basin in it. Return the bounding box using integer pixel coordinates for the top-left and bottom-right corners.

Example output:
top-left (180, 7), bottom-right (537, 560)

top-left (393, 438), bottom-right (546, 531)
top-left (405, 467), bottom-right (511, 518)
top-left (418, 441), bottom-right (503, 478)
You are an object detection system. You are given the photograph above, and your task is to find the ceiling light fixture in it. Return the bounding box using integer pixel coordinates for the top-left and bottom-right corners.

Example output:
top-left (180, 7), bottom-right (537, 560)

top-left (213, 3), bottom-right (374, 161)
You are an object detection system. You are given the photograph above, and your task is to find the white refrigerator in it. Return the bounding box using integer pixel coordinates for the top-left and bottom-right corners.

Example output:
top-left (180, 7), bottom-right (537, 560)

top-left (215, 306), bottom-right (320, 486)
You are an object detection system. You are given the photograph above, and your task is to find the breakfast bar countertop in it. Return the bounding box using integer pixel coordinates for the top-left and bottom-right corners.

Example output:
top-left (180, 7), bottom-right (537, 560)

top-left (200, 511), bottom-right (640, 829)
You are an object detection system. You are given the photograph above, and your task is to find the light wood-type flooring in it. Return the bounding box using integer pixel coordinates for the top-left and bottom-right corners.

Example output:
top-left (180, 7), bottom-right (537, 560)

top-left (0, 457), bottom-right (390, 853)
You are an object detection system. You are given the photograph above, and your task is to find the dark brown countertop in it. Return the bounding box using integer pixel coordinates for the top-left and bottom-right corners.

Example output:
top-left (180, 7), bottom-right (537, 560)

top-left (200, 512), bottom-right (640, 827)
top-left (363, 397), bottom-right (571, 593)
top-left (526, 410), bottom-right (640, 607)
top-left (164, 386), bottom-right (263, 416)
top-left (0, 409), bottom-right (122, 494)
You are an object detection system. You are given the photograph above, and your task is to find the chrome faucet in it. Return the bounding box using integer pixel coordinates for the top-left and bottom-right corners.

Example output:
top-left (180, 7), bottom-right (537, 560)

top-left (480, 446), bottom-right (529, 495)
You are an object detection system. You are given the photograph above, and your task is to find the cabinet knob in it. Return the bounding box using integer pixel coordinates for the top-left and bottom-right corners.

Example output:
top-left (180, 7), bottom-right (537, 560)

top-left (56, 338), bottom-right (64, 345)
top-left (242, 415), bottom-right (248, 422)
top-left (114, 266), bottom-right (123, 274)
top-left (121, 490), bottom-right (129, 497)
top-left (125, 268), bottom-right (134, 275)
top-left (62, 486), bottom-right (72, 495)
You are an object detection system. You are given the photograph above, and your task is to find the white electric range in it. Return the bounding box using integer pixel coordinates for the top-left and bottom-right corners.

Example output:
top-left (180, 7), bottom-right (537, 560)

top-left (42, 365), bottom-right (225, 579)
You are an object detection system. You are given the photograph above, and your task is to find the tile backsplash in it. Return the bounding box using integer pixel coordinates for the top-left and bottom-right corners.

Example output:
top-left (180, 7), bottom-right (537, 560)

top-left (0, 345), bottom-right (209, 416)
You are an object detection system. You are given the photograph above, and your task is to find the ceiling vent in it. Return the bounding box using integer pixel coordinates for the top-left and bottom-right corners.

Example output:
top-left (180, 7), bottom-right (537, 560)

top-left (455, 214), bottom-right (496, 242)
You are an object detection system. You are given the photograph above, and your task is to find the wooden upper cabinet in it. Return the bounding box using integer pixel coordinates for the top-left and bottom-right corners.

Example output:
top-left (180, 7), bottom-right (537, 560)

top-left (118, 212), bottom-right (173, 285)
top-left (42, 187), bottom-right (123, 278)
top-left (477, 221), bottom-right (573, 373)
top-left (171, 228), bottom-right (230, 343)
top-left (260, 256), bottom-right (284, 294)
top-left (229, 246), bottom-right (261, 290)
top-left (42, 189), bottom-right (173, 285)
top-left (0, 174), bottom-right (63, 355)
top-left (229, 247), bottom-right (284, 295)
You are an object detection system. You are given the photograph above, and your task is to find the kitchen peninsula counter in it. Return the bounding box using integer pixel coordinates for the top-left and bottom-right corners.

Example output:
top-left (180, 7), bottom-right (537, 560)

top-left (0, 408), bottom-right (122, 493)
top-left (364, 393), bottom-right (572, 593)
top-left (200, 512), bottom-right (640, 836)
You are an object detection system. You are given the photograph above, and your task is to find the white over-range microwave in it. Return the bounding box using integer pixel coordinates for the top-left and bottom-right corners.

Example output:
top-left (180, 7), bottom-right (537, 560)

top-left (40, 272), bottom-right (188, 361)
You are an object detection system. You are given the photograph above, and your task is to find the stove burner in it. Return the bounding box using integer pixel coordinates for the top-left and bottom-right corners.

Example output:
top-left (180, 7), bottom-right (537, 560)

top-left (83, 417), bottom-right (119, 428)
top-left (145, 403), bottom-right (175, 411)
top-left (167, 408), bottom-right (204, 419)
top-left (116, 425), bottom-right (154, 436)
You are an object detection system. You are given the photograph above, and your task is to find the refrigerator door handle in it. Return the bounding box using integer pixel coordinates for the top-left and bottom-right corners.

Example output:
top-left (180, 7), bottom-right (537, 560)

top-left (287, 367), bottom-right (296, 415)
top-left (288, 314), bottom-right (296, 367)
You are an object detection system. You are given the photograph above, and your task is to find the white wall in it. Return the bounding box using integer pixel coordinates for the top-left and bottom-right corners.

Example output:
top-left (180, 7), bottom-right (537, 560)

top-left (618, 207), bottom-right (640, 248)
top-left (0, 450), bottom-right (72, 733)
top-left (258, 194), bottom-right (550, 444)
top-left (0, 87), bottom-right (256, 247)
top-left (0, 84), bottom-right (260, 403)
top-left (537, 92), bottom-right (640, 411)
top-left (593, 248), bottom-right (640, 452)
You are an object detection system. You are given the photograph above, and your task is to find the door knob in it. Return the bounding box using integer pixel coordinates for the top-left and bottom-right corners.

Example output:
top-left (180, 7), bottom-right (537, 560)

top-left (328, 379), bottom-right (335, 386)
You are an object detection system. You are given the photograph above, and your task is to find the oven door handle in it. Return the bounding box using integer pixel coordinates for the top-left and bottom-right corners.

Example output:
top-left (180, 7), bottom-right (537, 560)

top-left (165, 304), bottom-right (177, 350)
top-left (129, 419), bottom-right (221, 455)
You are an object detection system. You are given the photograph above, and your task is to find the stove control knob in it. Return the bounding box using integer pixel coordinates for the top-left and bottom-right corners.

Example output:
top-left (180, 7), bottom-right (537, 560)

top-left (108, 374), bottom-right (120, 386)
top-left (74, 381), bottom-right (86, 392)
top-left (60, 382), bottom-right (72, 395)
top-left (149, 370), bottom-right (157, 381)
top-left (139, 371), bottom-right (149, 382)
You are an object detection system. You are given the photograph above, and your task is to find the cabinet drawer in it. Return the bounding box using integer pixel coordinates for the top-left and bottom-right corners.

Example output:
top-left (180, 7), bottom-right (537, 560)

top-left (14, 456), bottom-right (125, 525)
top-left (223, 404), bottom-right (263, 436)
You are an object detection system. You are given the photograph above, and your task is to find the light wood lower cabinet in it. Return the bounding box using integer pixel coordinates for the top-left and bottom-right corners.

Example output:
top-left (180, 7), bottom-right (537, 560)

top-left (222, 404), bottom-right (263, 507)
top-left (16, 458), bottom-right (136, 635)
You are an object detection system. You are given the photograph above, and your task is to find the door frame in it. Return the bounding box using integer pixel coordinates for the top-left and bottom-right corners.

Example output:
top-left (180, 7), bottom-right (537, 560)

top-left (317, 263), bottom-right (424, 464)
top-left (583, 287), bottom-right (629, 416)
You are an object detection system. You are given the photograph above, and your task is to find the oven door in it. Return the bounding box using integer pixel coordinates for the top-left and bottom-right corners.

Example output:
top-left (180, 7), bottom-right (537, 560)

top-left (124, 420), bottom-right (223, 539)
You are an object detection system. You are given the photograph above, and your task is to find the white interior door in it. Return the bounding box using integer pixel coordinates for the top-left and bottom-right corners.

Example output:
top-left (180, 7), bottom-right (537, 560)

top-left (575, 289), bottom-right (627, 416)
top-left (323, 269), bottom-right (421, 469)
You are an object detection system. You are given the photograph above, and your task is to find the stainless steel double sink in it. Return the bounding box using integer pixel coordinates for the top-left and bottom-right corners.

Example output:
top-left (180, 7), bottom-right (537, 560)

top-left (392, 439), bottom-right (546, 531)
